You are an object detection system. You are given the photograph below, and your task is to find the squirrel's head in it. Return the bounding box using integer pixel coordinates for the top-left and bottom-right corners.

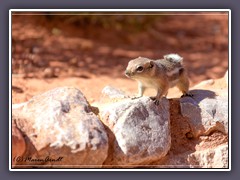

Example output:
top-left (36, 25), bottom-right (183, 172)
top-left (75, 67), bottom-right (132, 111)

top-left (125, 57), bottom-right (155, 79)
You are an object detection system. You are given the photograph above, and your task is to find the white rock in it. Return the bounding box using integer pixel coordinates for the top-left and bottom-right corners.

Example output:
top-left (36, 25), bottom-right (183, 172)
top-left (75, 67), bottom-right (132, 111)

top-left (180, 90), bottom-right (228, 137)
top-left (193, 79), bottom-right (214, 88)
top-left (100, 96), bottom-right (171, 165)
top-left (101, 86), bottom-right (128, 99)
top-left (188, 144), bottom-right (228, 168)
top-left (12, 87), bottom-right (108, 168)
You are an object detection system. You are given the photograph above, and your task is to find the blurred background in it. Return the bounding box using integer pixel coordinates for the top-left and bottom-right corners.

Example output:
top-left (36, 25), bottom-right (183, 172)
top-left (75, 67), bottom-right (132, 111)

top-left (11, 11), bottom-right (229, 103)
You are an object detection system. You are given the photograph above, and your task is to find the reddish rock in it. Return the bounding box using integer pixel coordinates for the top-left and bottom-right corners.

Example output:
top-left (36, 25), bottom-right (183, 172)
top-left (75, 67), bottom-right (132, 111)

top-left (12, 122), bottom-right (26, 166)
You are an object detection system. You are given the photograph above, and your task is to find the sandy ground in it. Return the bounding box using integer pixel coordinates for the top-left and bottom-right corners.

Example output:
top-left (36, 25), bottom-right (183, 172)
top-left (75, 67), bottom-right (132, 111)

top-left (11, 12), bottom-right (228, 104)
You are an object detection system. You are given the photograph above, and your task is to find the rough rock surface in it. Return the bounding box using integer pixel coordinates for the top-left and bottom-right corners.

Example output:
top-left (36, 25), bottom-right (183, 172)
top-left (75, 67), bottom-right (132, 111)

top-left (101, 86), bottom-right (129, 99)
top-left (11, 75), bottom-right (229, 169)
top-left (188, 144), bottom-right (228, 168)
top-left (99, 96), bottom-right (171, 166)
top-left (98, 86), bottom-right (130, 105)
top-left (180, 89), bottom-right (228, 137)
top-left (12, 87), bottom-right (108, 168)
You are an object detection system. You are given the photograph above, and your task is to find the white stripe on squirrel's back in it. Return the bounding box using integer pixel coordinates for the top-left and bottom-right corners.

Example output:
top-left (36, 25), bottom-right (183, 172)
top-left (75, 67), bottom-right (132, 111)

top-left (164, 54), bottom-right (183, 63)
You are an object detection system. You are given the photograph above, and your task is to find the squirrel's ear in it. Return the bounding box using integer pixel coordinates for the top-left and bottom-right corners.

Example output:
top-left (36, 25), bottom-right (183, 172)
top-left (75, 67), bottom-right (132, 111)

top-left (149, 61), bottom-right (154, 68)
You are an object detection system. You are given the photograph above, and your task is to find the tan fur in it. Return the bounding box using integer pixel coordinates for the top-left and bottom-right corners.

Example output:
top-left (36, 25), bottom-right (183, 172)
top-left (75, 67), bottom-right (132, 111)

top-left (125, 54), bottom-right (192, 105)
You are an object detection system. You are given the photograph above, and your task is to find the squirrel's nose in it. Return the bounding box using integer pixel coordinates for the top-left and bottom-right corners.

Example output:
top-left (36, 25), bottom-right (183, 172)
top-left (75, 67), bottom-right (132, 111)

top-left (125, 70), bottom-right (131, 77)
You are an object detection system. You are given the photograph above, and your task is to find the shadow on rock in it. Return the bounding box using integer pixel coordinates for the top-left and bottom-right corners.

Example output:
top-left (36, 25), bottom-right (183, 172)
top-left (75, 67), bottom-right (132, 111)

top-left (180, 89), bottom-right (228, 138)
top-left (181, 89), bottom-right (216, 106)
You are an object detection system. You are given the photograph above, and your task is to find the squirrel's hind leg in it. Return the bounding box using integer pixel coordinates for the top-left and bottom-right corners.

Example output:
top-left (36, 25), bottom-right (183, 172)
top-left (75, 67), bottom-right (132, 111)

top-left (176, 71), bottom-right (193, 98)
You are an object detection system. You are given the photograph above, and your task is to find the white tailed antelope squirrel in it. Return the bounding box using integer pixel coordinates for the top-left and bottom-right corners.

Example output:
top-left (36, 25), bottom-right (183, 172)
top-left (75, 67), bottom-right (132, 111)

top-left (125, 53), bottom-right (193, 105)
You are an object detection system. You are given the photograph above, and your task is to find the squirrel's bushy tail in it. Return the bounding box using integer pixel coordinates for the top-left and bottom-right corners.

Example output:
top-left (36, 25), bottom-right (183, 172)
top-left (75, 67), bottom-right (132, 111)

top-left (164, 53), bottom-right (183, 64)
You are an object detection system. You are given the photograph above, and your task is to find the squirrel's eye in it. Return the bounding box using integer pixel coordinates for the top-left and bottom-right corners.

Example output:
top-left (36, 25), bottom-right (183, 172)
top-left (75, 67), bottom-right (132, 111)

top-left (136, 66), bottom-right (144, 72)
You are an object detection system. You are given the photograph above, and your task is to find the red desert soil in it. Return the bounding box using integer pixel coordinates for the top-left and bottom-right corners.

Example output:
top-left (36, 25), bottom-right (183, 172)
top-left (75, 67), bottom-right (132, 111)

top-left (12, 13), bottom-right (228, 104)
top-left (11, 12), bottom-right (229, 167)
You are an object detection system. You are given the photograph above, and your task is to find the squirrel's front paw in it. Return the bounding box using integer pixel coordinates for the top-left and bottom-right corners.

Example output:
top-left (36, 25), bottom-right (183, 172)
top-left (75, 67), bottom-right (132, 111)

top-left (131, 95), bottom-right (141, 100)
top-left (150, 97), bottom-right (160, 105)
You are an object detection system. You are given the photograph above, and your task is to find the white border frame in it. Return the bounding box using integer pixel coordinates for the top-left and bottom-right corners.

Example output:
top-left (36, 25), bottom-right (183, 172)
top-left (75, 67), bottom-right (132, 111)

top-left (9, 9), bottom-right (231, 172)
